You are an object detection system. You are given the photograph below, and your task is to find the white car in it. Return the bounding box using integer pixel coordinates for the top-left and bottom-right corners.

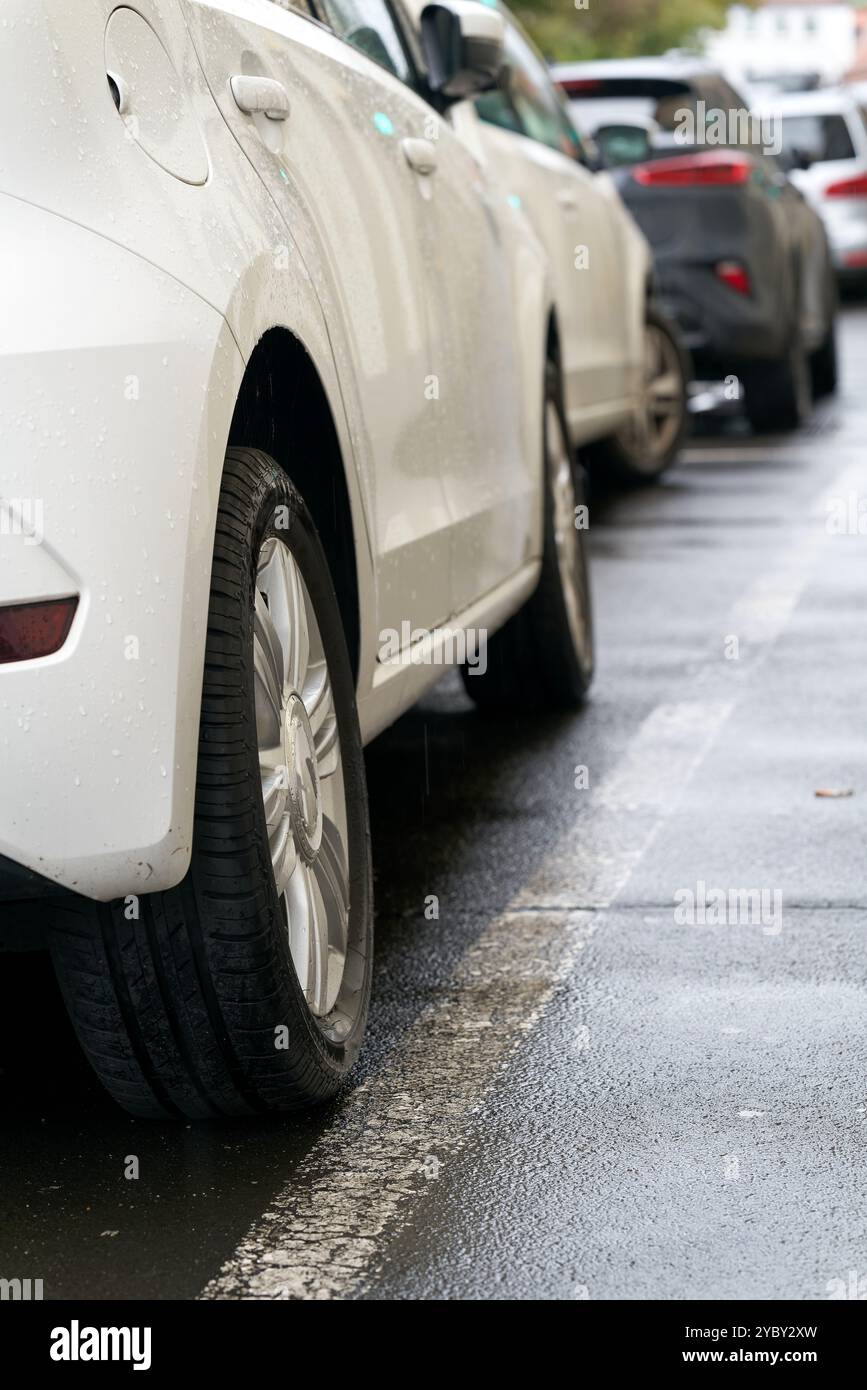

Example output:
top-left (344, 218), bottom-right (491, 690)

top-left (0, 0), bottom-right (594, 1118)
top-left (446, 7), bottom-right (690, 482)
top-left (760, 88), bottom-right (867, 280)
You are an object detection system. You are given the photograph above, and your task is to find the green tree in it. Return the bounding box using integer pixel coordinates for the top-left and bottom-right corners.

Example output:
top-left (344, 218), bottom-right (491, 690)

top-left (514, 0), bottom-right (733, 63)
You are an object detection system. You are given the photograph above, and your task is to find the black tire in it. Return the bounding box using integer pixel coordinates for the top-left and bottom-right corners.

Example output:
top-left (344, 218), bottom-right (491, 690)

top-left (47, 448), bottom-right (373, 1119)
top-left (810, 314), bottom-right (838, 399)
top-left (584, 302), bottom-right (690, 485)
top-left (742, 329), bottom-right (812, 433)
top-left (461, 361), bottom-right (593, 712)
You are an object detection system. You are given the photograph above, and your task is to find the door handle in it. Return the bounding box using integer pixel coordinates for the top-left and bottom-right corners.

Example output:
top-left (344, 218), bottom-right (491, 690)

top-left (556, 188), bottom-right (580, 213)
top-left (230, 75), bottom-right (290, 121)
top-left (401, 137), bottom-right (437, 176)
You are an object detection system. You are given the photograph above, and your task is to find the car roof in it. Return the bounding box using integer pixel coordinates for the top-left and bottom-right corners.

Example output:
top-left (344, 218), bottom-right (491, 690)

top-left (550, 56), bottom-right (725, 84)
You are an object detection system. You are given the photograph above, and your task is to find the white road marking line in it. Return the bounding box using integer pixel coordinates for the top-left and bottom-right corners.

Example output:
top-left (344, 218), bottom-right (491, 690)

top-left (728, 461), bottom-right (864, 646)
top-left (596, 701), bottom-right (733, 814)
top-left (729, 552), bottom-right (819, 646)
top-left (204, 908), bottom-right (599, 1301)
top-left (200, 458), bottom-right (862, 1301)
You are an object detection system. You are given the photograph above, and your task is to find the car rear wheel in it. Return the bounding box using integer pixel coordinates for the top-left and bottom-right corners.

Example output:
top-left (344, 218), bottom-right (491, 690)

top-left (585, 303), bottom-right (689, 484)
top-left (48, 448), bottom-right (373, 1119)
top-left (460, 360), bottom-right (593, 711)
top-left (742, 330), bottom-right (812, 433)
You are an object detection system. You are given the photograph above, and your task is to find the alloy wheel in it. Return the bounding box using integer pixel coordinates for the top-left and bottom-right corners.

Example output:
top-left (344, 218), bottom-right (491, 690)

top-left (253, 535), bottom-right (350, 1021)
top-left (619, 320), bottom-right (685, 464)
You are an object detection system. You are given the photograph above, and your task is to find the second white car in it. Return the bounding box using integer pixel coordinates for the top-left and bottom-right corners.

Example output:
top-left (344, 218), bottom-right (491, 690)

top-left (437, 4), bottom-right (691, 482)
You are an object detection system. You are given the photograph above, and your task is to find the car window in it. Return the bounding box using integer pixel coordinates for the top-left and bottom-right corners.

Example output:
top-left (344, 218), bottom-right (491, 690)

top-left (716, 78), bottom-right (751, 113)
top-left (316, 0), bottom-right (412, 82)
top-left (501, 25), bottom-right (570, 153)
top-left (779, 113), bottom-right (856, 163)
top-left (475, 86), bottom-right (523, 136)
top-left (595, 123), bottom-right (652, 167)
top-left (553, 91), bottom-right (587, 161)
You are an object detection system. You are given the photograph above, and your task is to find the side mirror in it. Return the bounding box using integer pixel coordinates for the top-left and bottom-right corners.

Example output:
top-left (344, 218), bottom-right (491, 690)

top-left (420, 0), bottom-right (506, 104)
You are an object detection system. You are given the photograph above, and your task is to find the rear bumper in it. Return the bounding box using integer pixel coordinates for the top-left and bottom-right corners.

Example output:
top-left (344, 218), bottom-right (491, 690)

top-left (0, 197), bottom-right (243, 903)
top-left (829, 239), bottom-right (867, 276)
top-left (817, 200), bottom-right (867, 274)
top-left (654, 258), bottom-right (789, 371)
top-left (619, 181), bottom-right (800, 372)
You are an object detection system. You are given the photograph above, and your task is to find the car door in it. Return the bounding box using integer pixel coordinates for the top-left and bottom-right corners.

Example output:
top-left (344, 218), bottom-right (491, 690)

top-left (179, 0), bottom-right (454, 642)
top-left (477, 21), bottom-right (630, 423)
top-left (406, 93), bottom-right (539, 612)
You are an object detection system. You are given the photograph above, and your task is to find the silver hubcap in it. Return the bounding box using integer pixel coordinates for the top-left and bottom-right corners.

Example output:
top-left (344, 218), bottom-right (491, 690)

top-left (547, 399), bottom-right (591, 665)
top-left (619, 322), bottom-right (684, 465)
top-left (254, 536), bottom-right (349, 1019)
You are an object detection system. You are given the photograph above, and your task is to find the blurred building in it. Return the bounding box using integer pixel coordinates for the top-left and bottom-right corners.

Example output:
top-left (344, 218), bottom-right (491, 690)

top-left (703, 2), bottom-right (859, 90)
top-left (849, 8), bottom-right (867, 78)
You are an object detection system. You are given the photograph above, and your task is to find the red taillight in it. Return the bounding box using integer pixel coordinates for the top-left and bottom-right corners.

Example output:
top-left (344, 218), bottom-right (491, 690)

top-left (633, 150), bottom-right (753, 187)
top-left (824, 174), bottom-right (867, 199)
top-left (559, 78), bottom-right (602, 94)
top-left (0, 597), bottom-right (78, 665)
top-left (716, 260), bottom-right (752, 295)
top-left (844, 249), bottom-right (867, 268)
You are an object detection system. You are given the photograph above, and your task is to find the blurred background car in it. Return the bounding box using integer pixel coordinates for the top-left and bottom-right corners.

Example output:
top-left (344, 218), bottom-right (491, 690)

top-left (756, 87), bottom-right (867, 281)
top-left (455, 8), bottom-right (690, 482)
top-left (552, 56), bottom-right (839, 434)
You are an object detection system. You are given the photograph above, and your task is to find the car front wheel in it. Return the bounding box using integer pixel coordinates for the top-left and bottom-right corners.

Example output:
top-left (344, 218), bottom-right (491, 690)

top-left (585, 303), bottom-right (690, 484)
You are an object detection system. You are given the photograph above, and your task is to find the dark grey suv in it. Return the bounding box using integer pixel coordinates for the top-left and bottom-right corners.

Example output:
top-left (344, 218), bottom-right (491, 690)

top-left (553, 57), bottom-right (839, 433)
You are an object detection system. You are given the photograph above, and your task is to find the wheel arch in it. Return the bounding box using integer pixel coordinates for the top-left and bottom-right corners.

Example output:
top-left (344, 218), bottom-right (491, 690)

top-left (545, 306), bottom-right (571, 431)
top-left (227, 327), bottom-right (362, 681)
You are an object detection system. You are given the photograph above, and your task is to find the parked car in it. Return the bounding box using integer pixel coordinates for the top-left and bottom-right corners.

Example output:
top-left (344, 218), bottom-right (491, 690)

top-left (0, 0), bottom-right (594, 1119)
top-left (422, 6), bottom-right (690, 482)
top-left (554, 57), bottom-right (839, 433)
top-left (756, 88), bottom-right (867, 281)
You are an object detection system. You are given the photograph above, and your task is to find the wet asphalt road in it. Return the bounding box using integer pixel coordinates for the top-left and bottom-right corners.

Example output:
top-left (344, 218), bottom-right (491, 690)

top-left (2, 303), bottom-right (866, 1302)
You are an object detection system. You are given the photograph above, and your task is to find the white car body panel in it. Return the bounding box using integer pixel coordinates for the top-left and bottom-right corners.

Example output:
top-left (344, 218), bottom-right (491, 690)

top-left (0, 195), bottom-right (242, 900)
top-left (0, 0), bottom-right (550, 900)
top-left (181, 0), bottom-right (544, 624)
top-left (431, 6), bottom-right (652, 451)
top-left (180, 0), bottom-right (455, 642)
top-left (472, 116), bottom-right (650, 445)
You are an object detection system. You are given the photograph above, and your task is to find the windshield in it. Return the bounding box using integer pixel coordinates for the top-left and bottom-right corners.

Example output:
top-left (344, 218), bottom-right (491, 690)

top-left (778, 113), bottom-right (856, 163)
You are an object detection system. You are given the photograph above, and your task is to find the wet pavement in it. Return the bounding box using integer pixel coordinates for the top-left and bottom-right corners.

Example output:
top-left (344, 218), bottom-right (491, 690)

top-left (1, 303), bottom-right (866, 1301)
